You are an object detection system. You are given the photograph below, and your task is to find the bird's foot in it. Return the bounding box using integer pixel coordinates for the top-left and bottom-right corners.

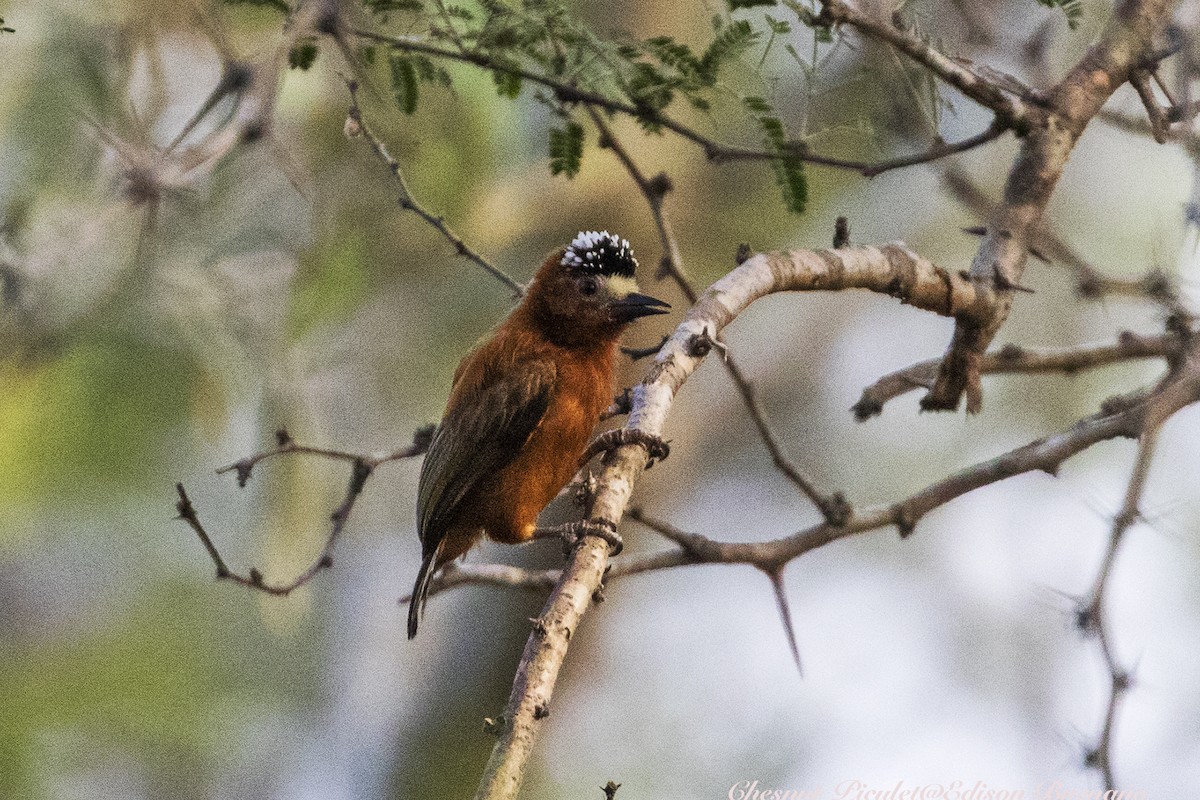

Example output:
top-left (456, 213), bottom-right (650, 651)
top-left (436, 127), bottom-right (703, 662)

top-left (533, 519), bottom-right (623, 557)
top-left (580, 428), bottom-right (671, 469)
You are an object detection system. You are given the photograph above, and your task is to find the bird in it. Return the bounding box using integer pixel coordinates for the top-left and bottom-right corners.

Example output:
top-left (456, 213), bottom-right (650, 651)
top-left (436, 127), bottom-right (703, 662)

top-left (408, 231), bottom-right (670, 638)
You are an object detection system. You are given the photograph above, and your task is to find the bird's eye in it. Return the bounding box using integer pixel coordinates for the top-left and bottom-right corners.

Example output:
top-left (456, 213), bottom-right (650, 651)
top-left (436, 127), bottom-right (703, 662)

top-left (579, 277), bottom-right (599, 296)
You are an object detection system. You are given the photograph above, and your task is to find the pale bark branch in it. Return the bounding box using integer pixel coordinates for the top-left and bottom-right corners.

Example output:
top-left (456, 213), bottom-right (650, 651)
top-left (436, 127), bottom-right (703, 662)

top-left (854, 330), bottom-right (1183, 420)
top-left (584, 107), bottom-right (849, 522)
top-left (817, 0), bottom-right (1032, 128)
top-left (473, 242), bottom-right (1002, 799)
top-left (917, 0), bottom-right (1181, 412)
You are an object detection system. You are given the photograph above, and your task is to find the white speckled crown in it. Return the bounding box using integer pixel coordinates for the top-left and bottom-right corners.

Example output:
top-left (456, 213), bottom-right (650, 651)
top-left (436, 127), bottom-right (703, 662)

top-left (560, 230), bottom-right (638, 277)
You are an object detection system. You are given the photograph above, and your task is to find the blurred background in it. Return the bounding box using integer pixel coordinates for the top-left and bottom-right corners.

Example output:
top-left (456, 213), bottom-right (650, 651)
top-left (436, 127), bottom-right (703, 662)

top-left (1, 0), bottom-right (1199, 798)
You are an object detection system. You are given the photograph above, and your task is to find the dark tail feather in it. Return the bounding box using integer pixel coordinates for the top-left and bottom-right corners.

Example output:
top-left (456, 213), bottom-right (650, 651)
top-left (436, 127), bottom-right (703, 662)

top-left (407, 545), bottom-right (440, 639)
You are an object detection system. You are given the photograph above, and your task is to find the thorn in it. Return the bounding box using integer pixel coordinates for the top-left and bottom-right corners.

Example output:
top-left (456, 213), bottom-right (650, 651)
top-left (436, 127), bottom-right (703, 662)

top-left (851, 396), bottom-right (883, 422)
top-left (483, 716), bottom-right (505, 737)
top-left (832, 216), bottom-right (850, 248)
top-left (996, 343), bottom-right (1024, 360)
top-left (735, 243), bottom-right (752, 265)
top-left (602, 781), bottom-right (622, 799)
top-left (275, 428), bottom-right (292, 446)
top-left (993, 263), bottom-right (1035, 293)
top-left (765, 567), bottom-right (803, 677)
top-left (533, 703), bottom-right (550, 720)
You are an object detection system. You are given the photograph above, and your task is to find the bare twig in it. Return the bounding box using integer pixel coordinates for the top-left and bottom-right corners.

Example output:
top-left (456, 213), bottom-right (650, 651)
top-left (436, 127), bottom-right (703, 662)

top-left (1077, 343), bottom-right (1200, 789)
top-left (177, 426), bottom-right (432, 594)
top-left (916, 0), bottom-right (1181, 413)
top-left (343, 79), bottom-right (524, 296)
top-left (854, 330), bottom-right (1183, 420)
top-left (859, 118), bottom-right (1009, 177)
top-left (816, 0), bottom-right (1032, 128)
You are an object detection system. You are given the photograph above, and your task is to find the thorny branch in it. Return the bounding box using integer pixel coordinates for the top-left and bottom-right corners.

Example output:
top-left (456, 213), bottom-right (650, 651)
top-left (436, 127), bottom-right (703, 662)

top-left (343, 79), bottom-right (525, 296)
top-left (894, 0), bottom-right (1181, 413)
top-left (177, 426), bottom-right (432, 595)
top-left (470, 242), bottom-right (1011, 800)
top-left (853, 329), bottom-right (1186, 420)
top-left (350, 27), bottom-right (1008, 177)
top-left (584, 107), bottom-right (850, 523)
top-left (1076, 339), bottom-right (1200, 790)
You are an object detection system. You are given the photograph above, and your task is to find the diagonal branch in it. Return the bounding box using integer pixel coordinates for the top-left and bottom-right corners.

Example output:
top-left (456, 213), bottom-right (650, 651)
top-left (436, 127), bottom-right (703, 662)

top-left (584, 106), bottom-right (848, 522)
top-left (473, 241), bottom-right (1001, 800)
top-left (343, 78), bottom-right (525, 296)
top-left (816, 0), bottom-right (1032, 128)
top-left (917, 0), bottom-right (1181, 413)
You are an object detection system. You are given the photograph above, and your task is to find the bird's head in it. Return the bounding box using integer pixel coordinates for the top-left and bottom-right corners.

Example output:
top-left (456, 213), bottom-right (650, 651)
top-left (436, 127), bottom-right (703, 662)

top-left (527, 231), bottom-right (670, 344)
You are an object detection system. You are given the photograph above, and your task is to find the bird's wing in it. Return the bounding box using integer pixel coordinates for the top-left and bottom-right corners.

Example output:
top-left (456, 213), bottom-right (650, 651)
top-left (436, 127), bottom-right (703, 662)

top-left (416, 358), bottom-right (557, 552)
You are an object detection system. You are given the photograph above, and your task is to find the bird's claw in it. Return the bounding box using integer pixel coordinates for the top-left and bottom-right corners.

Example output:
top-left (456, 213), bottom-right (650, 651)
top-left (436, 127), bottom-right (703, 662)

top-left (536, 520), bottom-right (623, 557)
top-left (580, 428), bottom-right (671, 469)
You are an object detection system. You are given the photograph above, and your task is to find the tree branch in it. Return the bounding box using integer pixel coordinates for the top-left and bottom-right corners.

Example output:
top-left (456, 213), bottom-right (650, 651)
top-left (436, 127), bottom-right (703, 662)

top-left (816, 0), bottom-right (1032, 128)
top-left (176, 426), bottom-right (432, 595)
top-left (919, 0), bottom-right (1181, 413)
top-left (343, 79), bottom-right (524, 296)
top-left (853, 330), bottom-right (1183, 420)
top-left (472, 241), bottom-right (1001, 799)
top-left (1077, 340), bottom-right (1200, 789)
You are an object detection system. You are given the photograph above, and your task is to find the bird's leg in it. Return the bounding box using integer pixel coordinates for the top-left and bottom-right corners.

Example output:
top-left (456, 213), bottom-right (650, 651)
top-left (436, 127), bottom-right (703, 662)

top-left (532, 519), bottom-right (623, 557)
top-left (580, 428), bottom-right (671, 469)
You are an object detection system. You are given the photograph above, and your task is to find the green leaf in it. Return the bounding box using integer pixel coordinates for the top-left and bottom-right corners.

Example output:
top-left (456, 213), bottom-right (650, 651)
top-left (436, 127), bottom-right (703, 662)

top-left (389, 54), bottom-right (420, 114)
top-left (765, 14), bottom-right (791, 34)
top-left (743, 96), bottom-right (808, 214)
top-left (699, 19), bottom-right (759, 83)
top-left (493, 71), bottom-right (522, 98)
top-left (1034, 0), bottom-right (1084, 29)
top-left (548, 121), bottom-right (585, 178)
top-left (288, 40), bottom-right (319, 70)
top-left (627, 62), bottom-right (674, 121)
top-left (644, 35), bottom-right (702, 78)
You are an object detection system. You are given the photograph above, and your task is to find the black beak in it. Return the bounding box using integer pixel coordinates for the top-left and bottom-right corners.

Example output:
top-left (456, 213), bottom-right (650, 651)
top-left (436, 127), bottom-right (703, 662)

top-left (609, 292), bottom-right (671, 323)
